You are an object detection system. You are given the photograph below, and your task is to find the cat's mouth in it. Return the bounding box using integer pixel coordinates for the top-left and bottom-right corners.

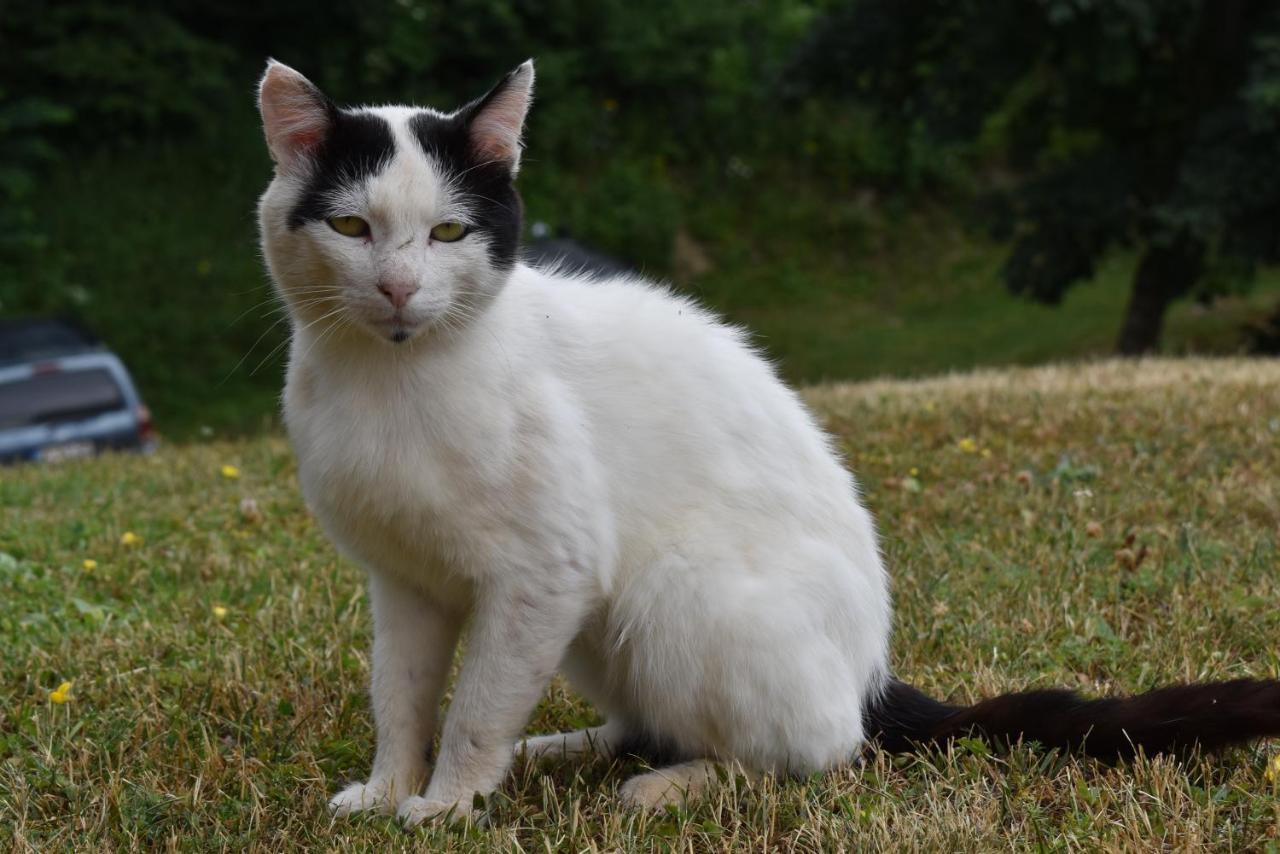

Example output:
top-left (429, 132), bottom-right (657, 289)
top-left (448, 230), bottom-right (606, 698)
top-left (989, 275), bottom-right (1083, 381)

top-left (361, 300), bottom-right (455, 345)
top-left (383, 319), bottom-right (417, 344)
top-left (370, 312), bottom-right (421, 344)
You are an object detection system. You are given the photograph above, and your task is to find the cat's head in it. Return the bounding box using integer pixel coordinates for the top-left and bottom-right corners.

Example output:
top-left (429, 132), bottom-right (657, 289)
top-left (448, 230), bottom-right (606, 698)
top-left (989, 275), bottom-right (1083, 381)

top-left (256, 60), bottom-right (533, 346)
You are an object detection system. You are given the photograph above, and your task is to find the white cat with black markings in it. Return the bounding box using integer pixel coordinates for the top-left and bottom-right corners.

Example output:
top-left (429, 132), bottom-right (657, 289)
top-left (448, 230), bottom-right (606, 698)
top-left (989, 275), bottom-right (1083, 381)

top-left (256, 59), bottom-right (1280, 826)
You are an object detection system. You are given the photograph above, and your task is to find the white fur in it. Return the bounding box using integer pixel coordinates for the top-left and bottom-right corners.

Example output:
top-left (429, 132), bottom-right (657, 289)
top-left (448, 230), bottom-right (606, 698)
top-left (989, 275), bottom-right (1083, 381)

top-left (258, 65), bottom-right (892, 824)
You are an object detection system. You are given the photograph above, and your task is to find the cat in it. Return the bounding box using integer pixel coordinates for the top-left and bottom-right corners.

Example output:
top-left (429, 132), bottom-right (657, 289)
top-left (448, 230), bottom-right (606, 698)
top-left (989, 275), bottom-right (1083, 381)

top-left (255, 59), bottom-right (1280, 826)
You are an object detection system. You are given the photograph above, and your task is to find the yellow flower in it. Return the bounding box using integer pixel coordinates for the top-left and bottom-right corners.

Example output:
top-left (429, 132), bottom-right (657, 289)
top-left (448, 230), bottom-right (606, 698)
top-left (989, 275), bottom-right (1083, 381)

top-left (82, 559), bottom-right (97, 572)
top-left (980, 448), bottom-right (992, 458)
top-left (212, 605), bottom-right (228, 620)
top-left (49, 681), bottom-right (72, 704)
top-left (220, 464), bottom-right (241, 479)
top-left (957, 437), bottom-right (979, 454)
top-left (909, 467), bottom-right (919, 477)
top-left (1266, 754), bottom-right (1280, 783)
top-left (120, 531), bottom-right (141, 547)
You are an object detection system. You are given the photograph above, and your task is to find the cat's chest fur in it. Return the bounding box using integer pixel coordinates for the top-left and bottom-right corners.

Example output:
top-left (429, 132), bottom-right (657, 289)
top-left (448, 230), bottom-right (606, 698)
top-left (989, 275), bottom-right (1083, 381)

top-left (282, 350), bottom-right (523, 603)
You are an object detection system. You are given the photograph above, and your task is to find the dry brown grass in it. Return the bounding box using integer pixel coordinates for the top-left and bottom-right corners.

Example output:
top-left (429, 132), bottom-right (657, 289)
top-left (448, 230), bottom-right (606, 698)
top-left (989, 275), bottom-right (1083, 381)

top-left (2, 357), bottom-right (1278, 850)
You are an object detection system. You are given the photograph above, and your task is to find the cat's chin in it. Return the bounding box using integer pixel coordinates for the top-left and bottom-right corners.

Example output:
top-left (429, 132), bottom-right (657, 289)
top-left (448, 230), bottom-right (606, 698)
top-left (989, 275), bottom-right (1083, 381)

top-left (366, 316), bottom-right (425, 345)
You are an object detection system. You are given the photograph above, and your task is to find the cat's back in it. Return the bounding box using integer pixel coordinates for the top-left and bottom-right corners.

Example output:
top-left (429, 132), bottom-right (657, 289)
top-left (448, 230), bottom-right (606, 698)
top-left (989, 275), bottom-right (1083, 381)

top-left (510, 265), bottom-right (861, 526)
top-left (513, 264), bottom-right (775, 394)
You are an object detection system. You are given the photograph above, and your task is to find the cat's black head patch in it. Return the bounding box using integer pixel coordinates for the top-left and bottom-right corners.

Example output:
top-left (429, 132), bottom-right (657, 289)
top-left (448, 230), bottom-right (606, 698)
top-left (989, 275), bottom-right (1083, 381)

top-left (287, 109), bottom-right (395, 230)
top-left (409, 111), bottom-right (522, 271)
top-left (285, 105), bottom-right (522, 272)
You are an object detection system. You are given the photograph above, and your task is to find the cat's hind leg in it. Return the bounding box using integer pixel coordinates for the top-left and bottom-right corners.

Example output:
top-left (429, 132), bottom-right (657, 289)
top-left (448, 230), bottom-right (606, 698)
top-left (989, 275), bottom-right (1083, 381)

top-left (618, 759), bottom-right (757, 811)
top-left (515, 720), bottom-right (628, 763)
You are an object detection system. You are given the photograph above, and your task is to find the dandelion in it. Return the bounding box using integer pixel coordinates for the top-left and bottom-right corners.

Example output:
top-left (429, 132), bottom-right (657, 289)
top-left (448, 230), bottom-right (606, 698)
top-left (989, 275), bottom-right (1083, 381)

top-left (1266, 754), bottom-right (1280, 783)
top-left (213, 605), bottom-right (228, 620)
top-left (980, 448), bottom-right (992, 459)
top-left (120, 531), bottom-right (141, 547)
top-left (48, 681), bottom-right (72, 704)
top-left (957, 437), bottom-right (979, 454)
top-left (909, 467), bottom-right (919, 477)
top-left (82, 558), bottom-right (98, 572)
top-left (220, 464), bottom-right (241, 479)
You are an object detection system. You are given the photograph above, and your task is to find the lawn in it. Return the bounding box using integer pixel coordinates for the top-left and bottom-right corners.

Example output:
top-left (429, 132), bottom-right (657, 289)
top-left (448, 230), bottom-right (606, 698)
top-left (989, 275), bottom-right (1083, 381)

top-left (2, 358), bottom-right (1278, 850)
top-left (20, 130), bottom-right (1280, 439)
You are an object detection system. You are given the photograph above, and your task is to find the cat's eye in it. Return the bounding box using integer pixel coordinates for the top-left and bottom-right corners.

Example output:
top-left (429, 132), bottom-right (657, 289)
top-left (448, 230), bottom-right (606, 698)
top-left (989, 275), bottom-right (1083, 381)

top-left (327, 216), bottom-right (370, 238)
top-left (430, 222), bottom-right (468, 242)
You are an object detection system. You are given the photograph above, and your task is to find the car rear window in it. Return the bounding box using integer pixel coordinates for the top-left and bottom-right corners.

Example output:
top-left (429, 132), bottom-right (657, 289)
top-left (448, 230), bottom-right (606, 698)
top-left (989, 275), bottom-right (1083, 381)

top-left (0, 368), bottom-right (126, 429)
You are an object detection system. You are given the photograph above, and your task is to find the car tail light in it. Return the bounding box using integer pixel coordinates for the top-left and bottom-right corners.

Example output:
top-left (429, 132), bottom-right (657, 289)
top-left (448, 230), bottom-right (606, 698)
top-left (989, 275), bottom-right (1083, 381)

top-left (136, 405), bottom-right (157, 443)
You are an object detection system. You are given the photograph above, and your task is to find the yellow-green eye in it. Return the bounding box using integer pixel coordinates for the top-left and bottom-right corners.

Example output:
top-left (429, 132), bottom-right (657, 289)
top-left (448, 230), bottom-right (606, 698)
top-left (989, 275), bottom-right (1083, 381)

top-left (327, 216), bottom-right (370, 238)
top-left (430, 222), bottom-right (468, 242)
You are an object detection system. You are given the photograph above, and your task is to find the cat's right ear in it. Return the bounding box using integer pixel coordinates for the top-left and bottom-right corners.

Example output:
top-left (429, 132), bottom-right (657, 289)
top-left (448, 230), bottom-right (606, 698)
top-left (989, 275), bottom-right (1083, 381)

top-left (258, 60), bottom-right (333, 171)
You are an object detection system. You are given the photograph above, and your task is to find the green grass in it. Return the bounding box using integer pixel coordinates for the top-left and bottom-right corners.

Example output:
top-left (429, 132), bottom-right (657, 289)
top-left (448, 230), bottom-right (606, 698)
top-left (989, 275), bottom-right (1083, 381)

top-left (686, 198), bottom-right (1280, 387)
top-left (16, 131), bottom-right (1280, 440)
top-left (3, 357), bottom-right (1278, 850)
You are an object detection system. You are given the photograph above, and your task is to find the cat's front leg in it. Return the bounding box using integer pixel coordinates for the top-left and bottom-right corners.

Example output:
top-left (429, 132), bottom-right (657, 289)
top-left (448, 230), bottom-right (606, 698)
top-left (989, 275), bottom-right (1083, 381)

top-left (330, 571), bottom-right (462, 817)
top-left (397, 571), bottom-right (591, 826)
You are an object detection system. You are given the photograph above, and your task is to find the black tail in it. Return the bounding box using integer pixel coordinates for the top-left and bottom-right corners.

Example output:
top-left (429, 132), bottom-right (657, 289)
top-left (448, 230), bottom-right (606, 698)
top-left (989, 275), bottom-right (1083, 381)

top-left (864, 677), bottom-right (1280, 761)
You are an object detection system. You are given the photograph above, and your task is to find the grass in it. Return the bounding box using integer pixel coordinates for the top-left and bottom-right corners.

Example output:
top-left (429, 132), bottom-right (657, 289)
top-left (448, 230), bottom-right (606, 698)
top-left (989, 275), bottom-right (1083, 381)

top-left (2, 357), bottom-right (1279, 850)
top-left (16, 127), bottom-right (1280, 439)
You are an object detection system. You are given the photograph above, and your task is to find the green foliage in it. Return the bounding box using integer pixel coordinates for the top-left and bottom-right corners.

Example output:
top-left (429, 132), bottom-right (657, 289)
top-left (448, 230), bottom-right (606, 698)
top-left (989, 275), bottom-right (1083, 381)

top-left (806, 0), bottom-right (1280, 351)
top-left (0, 93), bottom-right (72, 311)
top-left (3, 4), bottom-right (235, 144)
top-left (6, 1), bottom-right (1280, 434)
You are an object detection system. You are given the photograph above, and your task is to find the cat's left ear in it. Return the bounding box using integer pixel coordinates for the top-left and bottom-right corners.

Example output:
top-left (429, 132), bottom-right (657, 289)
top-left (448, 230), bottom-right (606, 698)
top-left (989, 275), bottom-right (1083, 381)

top-left (257, 60), bottom-right (334, 171)
top-left (461, 60), bottom-right (535, 175)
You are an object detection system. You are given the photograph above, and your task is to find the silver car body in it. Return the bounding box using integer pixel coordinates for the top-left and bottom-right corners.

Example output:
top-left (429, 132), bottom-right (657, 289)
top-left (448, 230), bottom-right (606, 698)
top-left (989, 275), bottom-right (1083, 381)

top-left (0, 351), bottom-right (154, 463)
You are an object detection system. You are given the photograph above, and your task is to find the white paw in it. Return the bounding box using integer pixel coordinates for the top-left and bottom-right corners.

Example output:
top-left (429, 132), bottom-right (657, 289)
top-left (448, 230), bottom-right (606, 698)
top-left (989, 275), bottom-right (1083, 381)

top-left (618, 771), bottom-right (684, 811)
top-left (513, 733), bottom-right (567, 762)
top-left (397, 795), bottom-right (478, 827)
top-left (329, 779), bottom-right (396, 817)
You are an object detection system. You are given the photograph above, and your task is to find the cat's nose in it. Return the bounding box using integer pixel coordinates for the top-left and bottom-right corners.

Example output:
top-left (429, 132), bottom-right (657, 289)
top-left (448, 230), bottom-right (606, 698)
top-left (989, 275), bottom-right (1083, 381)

top-left (377, 279), bottom-right (419, 310)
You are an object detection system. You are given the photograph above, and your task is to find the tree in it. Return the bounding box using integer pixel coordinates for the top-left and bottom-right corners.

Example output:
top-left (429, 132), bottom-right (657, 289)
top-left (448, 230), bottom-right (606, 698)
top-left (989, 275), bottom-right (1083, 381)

top-left (800, 0), bottom-right (1280, 354)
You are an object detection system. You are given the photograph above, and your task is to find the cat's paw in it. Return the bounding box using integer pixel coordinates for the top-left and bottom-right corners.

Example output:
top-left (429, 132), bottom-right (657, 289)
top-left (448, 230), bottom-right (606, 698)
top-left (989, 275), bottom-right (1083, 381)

top-left (329, 779), bottom-right (397, 817)
top-left (618, 771), bottom-right (685, 812)
top-left (512, 733), bottom-right (566, 762)
top-left (397, 795), bottom-right (478, 827)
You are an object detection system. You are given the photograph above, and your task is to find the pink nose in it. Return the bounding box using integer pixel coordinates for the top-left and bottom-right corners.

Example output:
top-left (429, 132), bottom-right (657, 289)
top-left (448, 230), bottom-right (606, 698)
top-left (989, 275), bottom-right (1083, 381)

top-left (377, 279), bottom-right (419, 310)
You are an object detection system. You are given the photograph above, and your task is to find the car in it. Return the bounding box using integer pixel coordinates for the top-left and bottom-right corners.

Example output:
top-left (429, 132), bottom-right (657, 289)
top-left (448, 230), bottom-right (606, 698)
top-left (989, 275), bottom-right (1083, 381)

top-left (0, 318), bottom-right (156, 464)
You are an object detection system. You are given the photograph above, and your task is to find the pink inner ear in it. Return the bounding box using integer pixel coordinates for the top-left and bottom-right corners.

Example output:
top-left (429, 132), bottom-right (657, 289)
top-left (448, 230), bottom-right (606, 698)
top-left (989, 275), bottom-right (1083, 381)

top-left (470, 70), bottom-right (533, 168)
top-left (286, 127), bottom-right (324, 153)
top-left (471, 103), bottom-right (523, 164)
top-left (260, 64), bottom-right (330, 167)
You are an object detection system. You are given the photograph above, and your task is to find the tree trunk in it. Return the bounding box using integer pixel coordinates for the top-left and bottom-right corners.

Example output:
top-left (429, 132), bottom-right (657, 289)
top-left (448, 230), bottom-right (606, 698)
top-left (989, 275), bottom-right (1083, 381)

top-left (1116, 235), bottom-right (1205, 356)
